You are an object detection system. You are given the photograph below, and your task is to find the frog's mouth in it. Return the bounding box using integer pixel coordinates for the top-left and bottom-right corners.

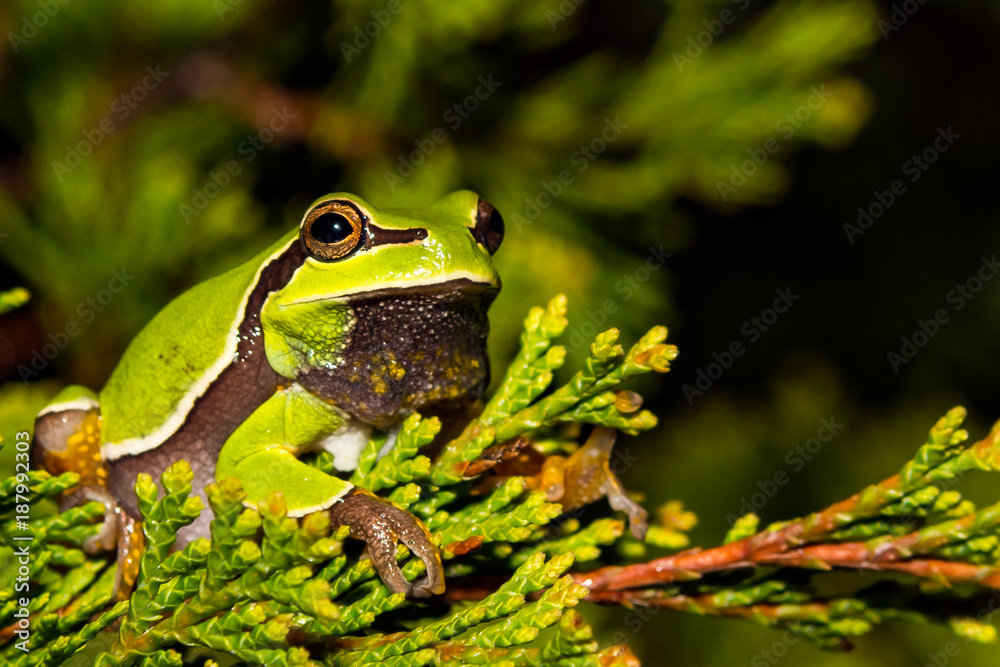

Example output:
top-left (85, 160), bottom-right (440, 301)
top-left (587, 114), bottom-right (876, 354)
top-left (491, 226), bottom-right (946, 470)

top-left (296, 276), bottom-right (498, 429)
top-left (343, 276), bottom-right (500, 303)
top-left (281, 274), bottom-right (499, 307)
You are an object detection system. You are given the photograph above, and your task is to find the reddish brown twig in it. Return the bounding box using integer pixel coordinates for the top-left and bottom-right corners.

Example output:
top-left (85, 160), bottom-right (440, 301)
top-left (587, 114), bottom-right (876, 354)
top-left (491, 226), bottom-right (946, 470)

top-left (575, 426), bottom-right (1000, 595)
top-left (575, 537), bottom-right (1000, 602)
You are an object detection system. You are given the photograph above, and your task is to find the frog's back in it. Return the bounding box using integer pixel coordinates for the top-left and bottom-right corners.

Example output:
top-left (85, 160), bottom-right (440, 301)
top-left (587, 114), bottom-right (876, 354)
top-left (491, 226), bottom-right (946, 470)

top-left (99, 232), bottom-right (297, 456)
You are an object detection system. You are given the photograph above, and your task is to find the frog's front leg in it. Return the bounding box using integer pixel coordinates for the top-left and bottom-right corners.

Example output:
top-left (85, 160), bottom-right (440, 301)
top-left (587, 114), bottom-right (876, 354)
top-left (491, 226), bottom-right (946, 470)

top-left (217, 384), bottom-right (445, 597)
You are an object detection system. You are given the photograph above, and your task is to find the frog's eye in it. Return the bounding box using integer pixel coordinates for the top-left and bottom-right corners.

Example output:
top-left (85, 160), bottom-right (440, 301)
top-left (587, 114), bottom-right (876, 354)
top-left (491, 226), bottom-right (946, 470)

top-left (301, 200), bottom-right (364, 262)
top-left (474, 198), bottom-right (504, 255)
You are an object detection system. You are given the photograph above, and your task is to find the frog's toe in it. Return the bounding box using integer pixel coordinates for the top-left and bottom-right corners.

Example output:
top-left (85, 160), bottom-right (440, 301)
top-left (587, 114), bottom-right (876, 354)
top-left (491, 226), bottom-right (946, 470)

top-left (394, 518), bottom-right (445, 598)
top-left (82, 506), bottom-right (117, 554)
top-left (329, 488), bottom-right (444, 598)
top-left (359, 530), bottom-right (412, 597)
top-left (410, 570), bottom-right (445, 599)
top-left (76, 488), bottom-right (119, 554)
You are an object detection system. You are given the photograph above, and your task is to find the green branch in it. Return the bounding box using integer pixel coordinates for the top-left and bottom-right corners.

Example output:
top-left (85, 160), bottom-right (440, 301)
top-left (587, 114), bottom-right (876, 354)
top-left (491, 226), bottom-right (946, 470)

top-left (6, 296), bottom-right (1000, 665)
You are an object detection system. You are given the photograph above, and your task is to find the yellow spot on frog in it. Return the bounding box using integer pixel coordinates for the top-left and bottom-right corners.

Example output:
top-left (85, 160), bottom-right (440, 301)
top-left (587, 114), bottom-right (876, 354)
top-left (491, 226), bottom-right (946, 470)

top-left (54, 410), bottom-right (108, 488)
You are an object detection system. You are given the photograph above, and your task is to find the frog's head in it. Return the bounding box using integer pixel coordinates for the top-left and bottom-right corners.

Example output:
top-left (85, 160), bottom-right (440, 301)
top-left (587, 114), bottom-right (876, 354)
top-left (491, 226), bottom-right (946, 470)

top-left (261, 190), bottom-right (505, 428)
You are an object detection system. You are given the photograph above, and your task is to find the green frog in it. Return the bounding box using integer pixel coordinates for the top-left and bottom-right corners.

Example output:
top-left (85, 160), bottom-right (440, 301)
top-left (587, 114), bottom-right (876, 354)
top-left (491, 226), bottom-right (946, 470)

top-left (31, 190), bottom-right (505, 599)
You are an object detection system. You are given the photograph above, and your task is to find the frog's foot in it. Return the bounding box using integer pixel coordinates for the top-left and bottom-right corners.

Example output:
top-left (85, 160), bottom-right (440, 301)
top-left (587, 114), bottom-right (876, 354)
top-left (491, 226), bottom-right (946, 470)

top-left (72, 487), bottom-right (119, 554)
top-left (65, 487), bottom-right (143, 601)
top-left (602, 472), bottom-right (648, 540)
top-left (328, 488), bottom-right (445, 598)
top-left (527, 426), bottom-right (649, 540)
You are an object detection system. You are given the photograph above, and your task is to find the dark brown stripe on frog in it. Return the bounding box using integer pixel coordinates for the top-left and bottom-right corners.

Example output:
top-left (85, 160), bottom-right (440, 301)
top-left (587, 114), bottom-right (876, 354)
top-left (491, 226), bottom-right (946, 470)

top-left (364, 223), bottom-right (428, 250)
top-left (335, 199), bottom-right (428, 251)
top-left (107, 239), bottom-right (309, 543)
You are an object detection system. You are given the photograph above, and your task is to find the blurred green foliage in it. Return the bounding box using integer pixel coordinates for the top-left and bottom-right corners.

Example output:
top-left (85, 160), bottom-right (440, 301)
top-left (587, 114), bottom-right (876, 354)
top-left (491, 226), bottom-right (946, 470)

top-left (0, 0), bottom-right (874, 384)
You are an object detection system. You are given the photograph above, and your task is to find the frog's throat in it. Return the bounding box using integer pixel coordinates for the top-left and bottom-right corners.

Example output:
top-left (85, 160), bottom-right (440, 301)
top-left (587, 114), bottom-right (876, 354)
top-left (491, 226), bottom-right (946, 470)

top-left (296, 281), bottom-right (497, 429)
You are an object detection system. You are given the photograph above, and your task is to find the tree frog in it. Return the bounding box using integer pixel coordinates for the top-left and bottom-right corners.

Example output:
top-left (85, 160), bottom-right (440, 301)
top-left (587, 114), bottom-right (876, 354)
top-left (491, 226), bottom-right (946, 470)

top-left (31, 190), bottom-right (505, 599)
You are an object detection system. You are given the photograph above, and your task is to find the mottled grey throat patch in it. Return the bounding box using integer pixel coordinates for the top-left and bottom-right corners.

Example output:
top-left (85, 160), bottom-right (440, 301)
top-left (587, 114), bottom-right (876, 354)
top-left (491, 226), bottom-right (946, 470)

top-left (297, 279), bottom-right (497, 428)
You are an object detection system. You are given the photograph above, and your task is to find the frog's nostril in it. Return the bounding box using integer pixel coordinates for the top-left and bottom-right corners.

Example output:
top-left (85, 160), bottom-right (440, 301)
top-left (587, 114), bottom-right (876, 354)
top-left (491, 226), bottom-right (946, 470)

top-left (474, 198), bottom-right (504, 255)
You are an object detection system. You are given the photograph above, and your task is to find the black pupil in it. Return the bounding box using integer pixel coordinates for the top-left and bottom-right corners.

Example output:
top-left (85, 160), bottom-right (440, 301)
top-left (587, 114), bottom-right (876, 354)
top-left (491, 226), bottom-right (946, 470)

top-left (312, 213), bottom-right (353, 244)
top-left (488, 209), bottom-right (504, 236)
